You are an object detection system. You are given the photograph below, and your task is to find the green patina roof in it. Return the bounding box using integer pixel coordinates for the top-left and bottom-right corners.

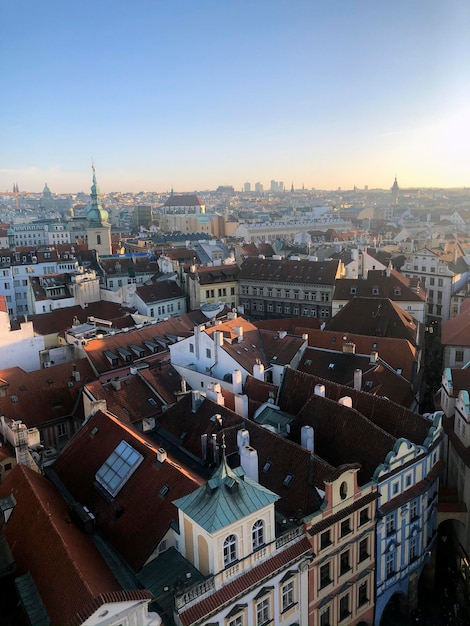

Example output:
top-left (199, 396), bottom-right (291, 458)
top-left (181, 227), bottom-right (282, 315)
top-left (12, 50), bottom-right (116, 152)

top-left (15, 571), bottom-right (50, 626)
top-left (173, 455), bottom-right (279, 533)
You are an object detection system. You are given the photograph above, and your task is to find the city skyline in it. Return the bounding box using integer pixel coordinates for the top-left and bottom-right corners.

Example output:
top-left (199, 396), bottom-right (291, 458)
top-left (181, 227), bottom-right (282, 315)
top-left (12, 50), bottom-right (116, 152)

top-left (2, 0), bottom-right (469, 193)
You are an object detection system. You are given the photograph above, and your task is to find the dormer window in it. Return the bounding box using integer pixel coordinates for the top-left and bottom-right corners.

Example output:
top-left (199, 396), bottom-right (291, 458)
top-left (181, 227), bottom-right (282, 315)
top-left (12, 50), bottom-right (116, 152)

top-left (372, 287), bottom-right (379, 295)
top-left (350, 287), bottom-right (357, 295)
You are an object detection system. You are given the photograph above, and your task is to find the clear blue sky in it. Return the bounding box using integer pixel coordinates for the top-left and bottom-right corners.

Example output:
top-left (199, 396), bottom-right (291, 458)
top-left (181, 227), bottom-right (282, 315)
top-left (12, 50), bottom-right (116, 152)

top-left (1, 0), bottom-right (469, 193)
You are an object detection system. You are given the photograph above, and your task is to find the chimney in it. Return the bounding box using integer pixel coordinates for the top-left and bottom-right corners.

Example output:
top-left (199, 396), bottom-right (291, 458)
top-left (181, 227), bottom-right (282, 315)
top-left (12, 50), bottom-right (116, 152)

top-left (278, 330), bottom-right (287, 339)
top-left (241, 446), bottom-right (259, 483)
top-left (354, 368), bottom-right (362, 391)
top-left (343, 341), bottom-right (356, 354)
top-left (253, 360), bottom-right (264, 381)
top-left (338, 396), bottom-right (353, 408)
top-left (301, 425), bottom-right (314, 452)
top-left (111, 377), bottom-right (121, 391)
top-left (234, 394), bottom-right (249, 418)
top-left (157, 448), bottom-right (167, 463)
top-left (302, 333), bottom-right (309, 342)
top-left (181, 377), bottom-right (187, 393)
top-left (370, 350), bottom-right (378, 364)
top-left (212, 434), bottom-right (219, 464)
top-left (234, 326), bottom-right (243, 343)
top-left (72, 365), bottom-right (81, 382)
top-left (207, 382), bottom-right (225, 406)
top-left (237, 428), bottom-right (250, 451)
top-left (232, 369), bottom-right (243, 394)
top-left (314, 384), bottom-right (325, 397)
top-left (201, 433), bottom-right (208, 462)
top-left (191, 390), bottom-right (202, 412)
top-left (214, 330), bottom-right (223, 346)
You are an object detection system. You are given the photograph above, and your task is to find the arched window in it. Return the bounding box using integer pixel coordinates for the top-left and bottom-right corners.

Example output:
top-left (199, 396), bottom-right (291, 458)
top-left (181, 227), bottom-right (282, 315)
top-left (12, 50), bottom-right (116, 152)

top-left (97, 234), bottom-right (102, 245)
top-left (223, 534), bottom-right (237, 566)
top-left (252, 519), bottom-right (265, 550)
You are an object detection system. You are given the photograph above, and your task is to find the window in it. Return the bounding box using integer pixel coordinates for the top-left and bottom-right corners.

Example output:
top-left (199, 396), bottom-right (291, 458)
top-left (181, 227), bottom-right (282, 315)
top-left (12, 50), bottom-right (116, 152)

top-left (456, 350), bottom-right (464, 363)
top-left (252, 520), bottom-right (264, 550)
top-left (320, 607), bottom-right (330, 626)
top-left (281, 580), bottom-right (294, 611)
top-left (95, 441), bottom-right (144, 497)
top-left (410, 535), bottom-right (418, 561)
top-left (410, 499), bottom-right (418, 520)
top-left (206, 348), bottom-right (211, 359)
top-left (320, 530), bottom-right (331, 550)
top-left (359, 507), bottom-right (369, 526)
top-left (358, 580), bottom-right (368, 606)
top-left (385, 551), bottom-right (395, 578)
top-left (228, 616), bottom-right (243, 626)
top-left (57, 423), bottom-right (68, 439)
top-left (406, 474), bottom-right (412, 487)
top-left (320, 563), bottom-right (331, 589)
top-left (340, 549), bottom-right (350, 575)
top-left (386, 514), bottom-right (396, 535)
top-left (359, 537), bottom-right (369, 562)
top-left (223, 534), bottom-right (237, 566)
top-left (339, 594), bottom-right (350, 621)
top-left (256, 598), bottom-right (269, 626)
top-left (340, 519), bottom-right (351, 537)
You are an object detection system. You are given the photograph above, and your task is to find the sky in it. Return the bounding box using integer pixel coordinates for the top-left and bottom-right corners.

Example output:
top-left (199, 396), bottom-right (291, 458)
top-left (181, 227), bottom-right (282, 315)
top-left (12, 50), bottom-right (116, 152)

top-left (1, 0), bottom-right (469, 194)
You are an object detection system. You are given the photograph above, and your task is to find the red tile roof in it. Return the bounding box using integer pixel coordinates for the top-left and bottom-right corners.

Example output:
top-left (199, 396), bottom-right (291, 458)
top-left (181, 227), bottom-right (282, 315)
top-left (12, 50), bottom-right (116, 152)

top-left (31, 301), bottom-right (135, 336)
top-left (0, 359), bottom-right (94, 429)
top-left (442, 310), bottom-right (470, 346)
top-left (238, 257), bottom-right (341, 285)
top-left (326, 297), bottom-right (422, 345)
top-left (0, 464), bottom-right (144, 626)
top-left (52, 410), bottom-right (204, 570)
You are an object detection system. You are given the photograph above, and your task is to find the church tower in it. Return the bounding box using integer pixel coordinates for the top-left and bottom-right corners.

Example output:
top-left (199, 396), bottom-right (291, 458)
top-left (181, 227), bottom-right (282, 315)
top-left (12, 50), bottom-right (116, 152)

top-left (86, 164), bottom-right (112, 256)
top-left (391, 176), bottom-right (399, 205)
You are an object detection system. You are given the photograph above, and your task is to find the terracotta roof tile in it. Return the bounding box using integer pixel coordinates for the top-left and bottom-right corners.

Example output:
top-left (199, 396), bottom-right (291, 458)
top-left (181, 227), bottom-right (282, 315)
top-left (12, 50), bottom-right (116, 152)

top-left (52, 410), bottom-right (204, 570)
top-left (0, 465), bottom-right (130, 625)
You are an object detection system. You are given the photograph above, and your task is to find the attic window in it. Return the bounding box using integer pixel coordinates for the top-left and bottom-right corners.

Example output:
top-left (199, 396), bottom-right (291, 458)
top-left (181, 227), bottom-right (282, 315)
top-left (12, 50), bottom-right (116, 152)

top-left (397, 368), bottom-right (402, 375)
top-left (305, 359), bottom-right (312, 366)
top-left (262, 461), bottom-right (272, 473)
top-left (283, 474), bottom-right (294, 487)
top-left (328, 363), bottom-right (335, 369)
top-left (95, 440), bottom-right (143, 497)
top-left (158, 484), bottom-right (170, 498)
top-left (11, 395), bottom-right (18, 403)
top-left (394, 288), bottom-right (401, 296)
top-left (19, 385), bottom-right (26, 391)
top-left (148, 398), bottom-right (157, 406)
top-left (350, 287), bottom-right (357, 295)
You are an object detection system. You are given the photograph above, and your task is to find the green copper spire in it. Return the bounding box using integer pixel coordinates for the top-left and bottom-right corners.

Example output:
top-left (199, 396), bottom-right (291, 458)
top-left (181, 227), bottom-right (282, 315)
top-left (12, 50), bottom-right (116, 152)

top-left (87, 163), bottom-right (109, 226)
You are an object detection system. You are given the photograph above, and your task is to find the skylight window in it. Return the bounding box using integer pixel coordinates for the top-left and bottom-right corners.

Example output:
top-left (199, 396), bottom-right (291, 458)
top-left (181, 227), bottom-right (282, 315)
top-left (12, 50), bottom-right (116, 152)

top-left (95, 440), bottom-right (143, 497)
top-left (283, 473), bottom-right (294, 487)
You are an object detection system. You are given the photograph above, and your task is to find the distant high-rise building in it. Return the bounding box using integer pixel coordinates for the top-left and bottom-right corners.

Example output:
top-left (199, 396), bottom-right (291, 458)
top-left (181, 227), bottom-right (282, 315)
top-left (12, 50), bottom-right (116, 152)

top-left (391, 176), bottom-right (399, 205)
top-left (244, 182), bottom-right (251, 193)
top-left (255, 182), bottom-right (264, 193)
top-left (135, 204), bottom-right (152, 229)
